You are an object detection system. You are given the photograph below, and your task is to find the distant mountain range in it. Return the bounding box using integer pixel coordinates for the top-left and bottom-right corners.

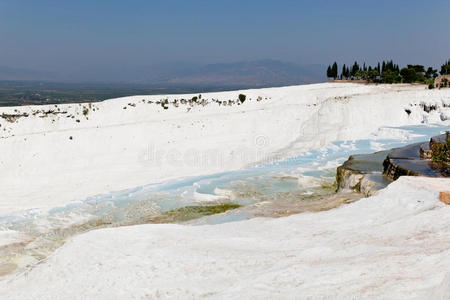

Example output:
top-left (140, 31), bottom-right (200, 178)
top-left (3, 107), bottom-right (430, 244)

top-left (165, 60), bottom-right (325, 87)
top-left (0, 60), bottom-right (325, 88)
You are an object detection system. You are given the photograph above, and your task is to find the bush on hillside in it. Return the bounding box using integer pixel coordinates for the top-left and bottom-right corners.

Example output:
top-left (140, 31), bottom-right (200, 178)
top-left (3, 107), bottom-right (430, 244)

top-left (400, 67), bottom-right (417, 83)
top-left (431, 132), bottom-right (450, 163)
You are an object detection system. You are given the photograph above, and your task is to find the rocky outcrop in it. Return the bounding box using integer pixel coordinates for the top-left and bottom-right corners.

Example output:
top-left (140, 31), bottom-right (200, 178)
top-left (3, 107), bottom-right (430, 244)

top-left (336, 166), bottom-right (364, 191)
top-left (383, 134), bottom-right (449, 180)
top-left (336, 150), bottom-right (392, 196)
top-left (338, 133), bottom-right (450, 197)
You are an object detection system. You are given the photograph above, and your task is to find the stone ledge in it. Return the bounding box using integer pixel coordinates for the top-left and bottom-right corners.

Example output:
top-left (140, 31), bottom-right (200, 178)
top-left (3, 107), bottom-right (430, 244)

top-left (336, 150), bottom-right (391, 196)
top-left (383, 134), bottom-right (449, 180)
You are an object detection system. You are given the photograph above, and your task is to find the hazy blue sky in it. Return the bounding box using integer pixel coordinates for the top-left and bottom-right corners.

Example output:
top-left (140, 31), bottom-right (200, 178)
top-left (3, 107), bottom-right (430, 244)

top-left (0, 0), bottom-right (449, 76)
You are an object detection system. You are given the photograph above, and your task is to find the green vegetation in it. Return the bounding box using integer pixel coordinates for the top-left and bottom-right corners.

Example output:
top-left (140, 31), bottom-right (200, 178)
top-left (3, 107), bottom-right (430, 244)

top-left (431, 132), bottom-right (450, 163)
top-left (327, 62), bottom-right (338, 79)
top-left (238, 94), bottom-right (246, 103)
top-left (82, 108), bottom-right (89, 116)
top-left (439, 77), bottom-right (449, 88)
top-left (150, 203), bottom-right (241, 223)
top-left (161, 98), bottom-right (169, 109)
top-left (441, 59), bottom-right (450, 76)
top-left (326, 60), bottom-right (449, 87)
top-left (400, 67), bottom-right (416, 83)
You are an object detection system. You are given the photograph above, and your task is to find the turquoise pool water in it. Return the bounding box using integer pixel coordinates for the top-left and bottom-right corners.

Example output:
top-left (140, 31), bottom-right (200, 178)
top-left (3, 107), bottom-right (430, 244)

top-left (0, 124), bottom-right (448, 276)
top-left (2, 124), bottom-right (449, 229)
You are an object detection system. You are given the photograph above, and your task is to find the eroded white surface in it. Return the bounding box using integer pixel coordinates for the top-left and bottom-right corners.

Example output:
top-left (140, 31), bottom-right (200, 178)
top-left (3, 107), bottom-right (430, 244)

top-left (1, 83), bottom-right (449, 299)
top-left (0, 83), bottom-right (449, 213)
top-left (1, 177), bottom-right (449, 299)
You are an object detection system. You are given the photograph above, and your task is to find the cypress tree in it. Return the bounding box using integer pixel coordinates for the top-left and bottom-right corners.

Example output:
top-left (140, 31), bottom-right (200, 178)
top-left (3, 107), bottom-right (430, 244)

top-left (326, 65), bottom-right (332, 78)
top-left (386, 60), bottom-right (393, 71)
top-left (441, 59), bottom-right (450, 75)
top-left (351, 62), bottom-right (359, 77)
top-left (332, 62), bottom-right (338, 79)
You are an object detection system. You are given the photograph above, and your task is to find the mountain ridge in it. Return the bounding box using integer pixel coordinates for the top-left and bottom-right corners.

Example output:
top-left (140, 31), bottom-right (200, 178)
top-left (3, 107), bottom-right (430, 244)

top-left (0, 60), bottom-right (325, 87)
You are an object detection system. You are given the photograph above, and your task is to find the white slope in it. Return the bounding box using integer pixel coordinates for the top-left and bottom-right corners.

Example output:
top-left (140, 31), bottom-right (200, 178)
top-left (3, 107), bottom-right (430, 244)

top-left (0, 83), bottom-right (449, 213)
top-left (1, 176), bottom-right (449, 299)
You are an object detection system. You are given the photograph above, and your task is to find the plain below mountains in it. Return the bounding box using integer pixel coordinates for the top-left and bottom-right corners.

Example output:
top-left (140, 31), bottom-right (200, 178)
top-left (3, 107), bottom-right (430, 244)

top-left (0, 60), bottom-right (325, 88)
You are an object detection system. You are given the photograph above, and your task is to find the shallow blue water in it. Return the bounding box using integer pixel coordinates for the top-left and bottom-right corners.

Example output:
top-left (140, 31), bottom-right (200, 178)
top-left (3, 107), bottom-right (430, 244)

top-left (0, 124), bottom-right (448, 231)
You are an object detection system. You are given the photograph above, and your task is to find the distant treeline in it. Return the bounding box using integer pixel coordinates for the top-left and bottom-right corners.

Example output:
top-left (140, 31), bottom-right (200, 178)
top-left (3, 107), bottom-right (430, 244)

top-left (326, 60), bottom-right (450, 88)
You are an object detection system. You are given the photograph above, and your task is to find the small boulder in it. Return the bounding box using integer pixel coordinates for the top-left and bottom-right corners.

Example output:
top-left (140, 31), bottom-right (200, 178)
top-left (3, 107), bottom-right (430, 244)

top-left (439, 192), bottom-right (450, 205)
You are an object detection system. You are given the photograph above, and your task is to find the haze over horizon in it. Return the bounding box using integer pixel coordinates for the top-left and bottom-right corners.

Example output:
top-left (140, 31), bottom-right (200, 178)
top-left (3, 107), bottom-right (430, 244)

top-left (0, 0), bottom-right (449, 83)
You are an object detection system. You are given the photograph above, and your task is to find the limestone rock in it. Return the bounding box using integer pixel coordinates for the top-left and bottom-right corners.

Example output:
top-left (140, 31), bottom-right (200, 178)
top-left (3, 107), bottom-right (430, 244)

top-left (440, 192), bottom-right (450, 205)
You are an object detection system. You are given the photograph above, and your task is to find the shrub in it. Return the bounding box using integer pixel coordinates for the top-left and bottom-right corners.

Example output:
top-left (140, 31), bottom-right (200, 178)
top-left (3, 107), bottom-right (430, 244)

top-left (238, 94), bottom-right (246, 103)
top-left (82, 108), bottom-right (89, 116)
top-left (161, 99), bottom-right (169, 109)
top-left (431, 132), bottom-right (450, 163)
top-left (400, 67), bottom-right (417, 83)
top-left (381, 70), bottom-right (396, 83)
